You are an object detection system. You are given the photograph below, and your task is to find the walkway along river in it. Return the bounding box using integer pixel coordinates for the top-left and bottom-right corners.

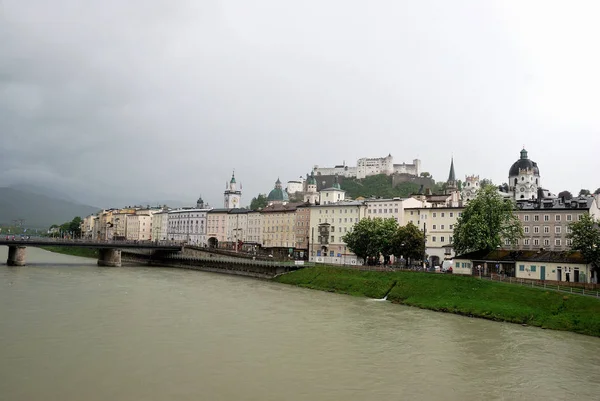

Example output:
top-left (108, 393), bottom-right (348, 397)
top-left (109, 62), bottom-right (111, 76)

top-left (2, 246), bottom-right (600, 401)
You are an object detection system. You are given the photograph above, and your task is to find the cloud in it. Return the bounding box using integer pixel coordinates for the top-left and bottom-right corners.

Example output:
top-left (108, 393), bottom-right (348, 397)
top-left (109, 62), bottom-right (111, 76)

top-left (1, 0), bottom-right (599, 209)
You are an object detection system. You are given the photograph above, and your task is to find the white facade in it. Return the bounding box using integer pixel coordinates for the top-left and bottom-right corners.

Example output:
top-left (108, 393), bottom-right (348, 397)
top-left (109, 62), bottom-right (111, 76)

top-left (167, 208), bottom-right (210, 245)
top-left (286, 180), bottom-right (304, 194)
top-left (313, 154), bottom-right (420, 179)
top-left (319, 188), bottom-right (346, 205)
top-left (308, 201), bottom-right (367, 264)
top-left (227, 211), bottom-right (248, 245)
top-left (247, 211), bottom-right (263, 245)
top-left (461, 175), bottom-right (480, 202)
top-left (152, 211), bottom-right (170, 241)
top-left (82, 215), bottom-right (96, 240)
top-left (365, 197), bottom-right (426, 224)
top-left (224, 172), bottom-right (242, 208)
top-left (125, 210), bottom-right (153, 241)
top-left (508, 149), bottom-right (541, 201)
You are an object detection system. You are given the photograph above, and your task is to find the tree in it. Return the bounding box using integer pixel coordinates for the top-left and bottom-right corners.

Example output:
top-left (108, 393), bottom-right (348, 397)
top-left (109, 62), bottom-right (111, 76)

top-left (250, 194), bottom-right (268, 210)
top-left (342, 218), bottom-right (384, 263)
top-left (568, 214), bottom-right (600, 279)
top-left (392, 222), bottom-right (425, 266)
top-left (594, 188), bottom-right (600, 195)
top-left (452, 185), bottom-right (523, 255)
top-left (558, 190), bottom-right (573, 200)
top-left (69, 216), bottom-right (83, 237)
top-left (480, 178), bottom-right (494, 188)
top-left (420, 172), bottom-right (431, 178)
top-left (376, 218), bottom-right (399, 264)
top-left (579, 189), bottom-right (591, 197)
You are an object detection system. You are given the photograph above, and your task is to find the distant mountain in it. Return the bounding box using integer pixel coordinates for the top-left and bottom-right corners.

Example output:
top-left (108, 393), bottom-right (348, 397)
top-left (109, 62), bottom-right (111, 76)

top-left (9, 183), bottom-right (78, 203)
top-left (0, 187), bottom-right (101, 229)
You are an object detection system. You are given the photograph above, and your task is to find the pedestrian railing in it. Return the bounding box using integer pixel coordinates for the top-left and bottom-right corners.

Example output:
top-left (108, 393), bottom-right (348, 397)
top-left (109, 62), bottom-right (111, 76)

top-left (483, 275), bottom-right (600, 298)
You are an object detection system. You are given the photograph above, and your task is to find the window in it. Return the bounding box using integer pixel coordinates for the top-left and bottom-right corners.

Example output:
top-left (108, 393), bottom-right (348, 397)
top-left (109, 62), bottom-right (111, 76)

top-left (544, 226), bottom-right (549, 234)
top-left (524, 215), bottom-right (530, 221)
top-left (432, 236), bottom-right (436, 242)
top-left (534, 239), bottom-right (539, 246)
top-left (505, 239), bottom-right (511, 245)
top-left (449, 236), bottom-right (453, 242)
top-left (555, 239), bottom-right (561, 246)
top-left (566, 215), bottom-right (572, 221)
top-left (555, 215), bottom-right (561, 221)
top-left (531, 265), bottom-right (537, 272)
top-left (331, 236), bottom-right (335, 242)
top-left (441, 213), bottom-right (445, 217)
top-left (441, 225), bottom-right (445, 229)
top-left (544, 239), bottom-right (550, 246)
top-left (441, 237), bottom-right (445, 242)
top-left (534, 226), bottom-right (539, 234)
top-left (555, 226), bottom-right (561, 234)
top-left (544, 215), bottom-right (549, 221)
top-left (451, 213), bottom-right (455, 217)
top-left (519, 265), bottom-right (525, 271)
top-left (578, 215), bottom-right (583, 221)
top-left (534, 215), bottom-right (539, 222)
top-left (524, 226), bottom-right (529, 234)
top-left (566, 226), bottom-right (572, 234)
top-left (433, 225), bottom-right (437, 230)
top-left (566, 239), bottom-right (572, 246)
top-left (524, 239), bottom-right (530, 245)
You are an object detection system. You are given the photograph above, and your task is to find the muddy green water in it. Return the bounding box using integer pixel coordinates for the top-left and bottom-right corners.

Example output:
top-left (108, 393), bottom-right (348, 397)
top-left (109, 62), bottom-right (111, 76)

top-left (1, 247), bottom-right (599, 401)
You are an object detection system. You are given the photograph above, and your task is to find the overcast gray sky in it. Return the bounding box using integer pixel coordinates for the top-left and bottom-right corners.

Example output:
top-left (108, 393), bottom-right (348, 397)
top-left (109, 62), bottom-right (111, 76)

top-left (1, 0), bottom-right (599, 208)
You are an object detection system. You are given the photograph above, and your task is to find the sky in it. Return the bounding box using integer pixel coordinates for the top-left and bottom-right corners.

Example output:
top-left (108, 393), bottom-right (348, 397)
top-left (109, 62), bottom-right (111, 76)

top-left (1, 0), bottom-right (599, 208)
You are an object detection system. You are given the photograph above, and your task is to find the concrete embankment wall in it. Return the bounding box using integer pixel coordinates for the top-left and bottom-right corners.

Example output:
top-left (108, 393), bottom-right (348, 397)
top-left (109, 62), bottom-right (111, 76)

top-left (121, 251), bottom-right (293, 279)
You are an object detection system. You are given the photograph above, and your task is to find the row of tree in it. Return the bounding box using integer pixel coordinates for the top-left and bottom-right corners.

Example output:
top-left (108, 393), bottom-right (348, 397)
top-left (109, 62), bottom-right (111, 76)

top-left (342, 218), bottom-right (425, 265)
top-left (49, 216), bottom-right (83, 238)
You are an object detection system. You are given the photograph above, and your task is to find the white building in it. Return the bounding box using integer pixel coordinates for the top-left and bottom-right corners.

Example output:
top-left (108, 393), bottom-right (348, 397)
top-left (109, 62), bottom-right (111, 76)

top-left (365, 197), bottom-right (426, 224)
top-left (308, 200), bottom-right (367, 265)
top-left (224, 172), bottom-right (242, 208)
top-left (227, 209), bottom-right (249, 247)
top-left (247, 210), bottom-right (263, 246)
top-left (303, 172), bottom-right (319, 205)
top-left (126, 210), bottom-right (154, 241)
top-left (313, 154), bottom-right (421, 179)
top-left (167, 207), bottom-right (210, 245)
top-left (508, 148), bottom-right (541, 201)
top-left (286, 179), bottom-right (304, 195)
top-left (462, 175), bottom-right (480, 202)
top-left (319, 176), bottom-right (346, 205)
top-left (151, 210), bottom-right (170, 242)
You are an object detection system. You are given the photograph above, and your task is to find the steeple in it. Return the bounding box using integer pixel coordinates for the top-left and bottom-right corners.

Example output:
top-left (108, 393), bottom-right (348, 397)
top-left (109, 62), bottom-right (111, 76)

top-left (332, 174), bottom-right (341, 189)
top-left (447, 157), bottom-right (456, 182)
top-left (520, 148), bottom-right (528, 160)
top-left (230, 171), bottom-right (236, 184)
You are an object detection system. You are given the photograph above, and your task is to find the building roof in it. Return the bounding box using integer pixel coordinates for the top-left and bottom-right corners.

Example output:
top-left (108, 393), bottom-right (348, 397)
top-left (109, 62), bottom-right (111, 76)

top-left (455, 249), bottom-right (586, 264)
top-left (310, 201), bottom-right (365, 208)
top-left (261, 202), bottom-right (303, 213)
top-left (207, 208), bottom-right (232, 214)
top-left (230, 171), bottom-right (236, 184)
top-left (267, 178), bottom-right (290, 202)
top-left (509, 148), bottom-right (539, 177)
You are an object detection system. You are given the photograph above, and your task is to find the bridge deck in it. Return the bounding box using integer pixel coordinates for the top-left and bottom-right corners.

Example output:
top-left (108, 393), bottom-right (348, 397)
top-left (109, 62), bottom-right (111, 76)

top-left (0, 239), bottom-right (182, 251)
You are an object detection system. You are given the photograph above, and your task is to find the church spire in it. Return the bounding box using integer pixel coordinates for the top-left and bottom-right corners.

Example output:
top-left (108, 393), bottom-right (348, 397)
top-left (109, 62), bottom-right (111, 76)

top-left (447, 157), bottom-right (456, 182)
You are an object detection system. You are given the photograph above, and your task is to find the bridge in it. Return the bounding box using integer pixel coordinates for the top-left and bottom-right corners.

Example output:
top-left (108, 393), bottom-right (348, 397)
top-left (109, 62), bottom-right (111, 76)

top-left (0, 238), bottom-right (183, 267)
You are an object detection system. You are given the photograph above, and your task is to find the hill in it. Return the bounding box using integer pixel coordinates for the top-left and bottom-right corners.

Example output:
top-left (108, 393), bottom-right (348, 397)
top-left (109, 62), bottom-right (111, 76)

top-left (0, 187), bottom-right (100, 229)
top-left (340, 174), bottom-right (423, 199)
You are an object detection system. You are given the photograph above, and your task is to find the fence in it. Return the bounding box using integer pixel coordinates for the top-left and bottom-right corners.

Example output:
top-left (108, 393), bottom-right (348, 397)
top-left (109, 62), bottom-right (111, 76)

top-left (484, 275), bottom-right (600, 298)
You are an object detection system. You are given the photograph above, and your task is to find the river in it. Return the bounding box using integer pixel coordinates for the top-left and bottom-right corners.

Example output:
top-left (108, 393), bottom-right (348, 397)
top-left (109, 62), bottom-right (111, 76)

top-left (1, 247), bottom-right (599, 401)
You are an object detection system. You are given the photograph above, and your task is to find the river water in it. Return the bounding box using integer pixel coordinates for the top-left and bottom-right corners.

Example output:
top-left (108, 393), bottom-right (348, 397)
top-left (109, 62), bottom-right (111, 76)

top-left (1, 247), bottom-right (599, 401)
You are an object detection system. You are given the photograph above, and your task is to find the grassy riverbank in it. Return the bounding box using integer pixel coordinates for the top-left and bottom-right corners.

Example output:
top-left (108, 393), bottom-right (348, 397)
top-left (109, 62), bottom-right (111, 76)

top-left (41, 246), bottom-right (98, 259)
top-left (274, 266), bottom-right (600, 337)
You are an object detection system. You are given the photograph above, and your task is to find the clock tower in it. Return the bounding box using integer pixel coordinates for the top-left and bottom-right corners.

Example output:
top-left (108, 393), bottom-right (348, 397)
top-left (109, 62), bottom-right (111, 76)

top-left (224, 171), bottom-right (242, 208)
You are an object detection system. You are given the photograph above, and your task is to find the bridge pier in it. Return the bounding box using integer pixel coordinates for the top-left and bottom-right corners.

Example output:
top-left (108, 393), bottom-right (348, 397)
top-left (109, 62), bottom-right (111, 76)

top-left (7, 246), bottom-right (27, 266)
top-left (97, 249), bottom-right (121, 267)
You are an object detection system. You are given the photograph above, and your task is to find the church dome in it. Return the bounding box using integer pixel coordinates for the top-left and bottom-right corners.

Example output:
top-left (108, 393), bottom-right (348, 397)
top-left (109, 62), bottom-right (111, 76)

top-left (267, 178), bottom-right (289, 202)
top-left (509, 148), bottom-right (539, 177)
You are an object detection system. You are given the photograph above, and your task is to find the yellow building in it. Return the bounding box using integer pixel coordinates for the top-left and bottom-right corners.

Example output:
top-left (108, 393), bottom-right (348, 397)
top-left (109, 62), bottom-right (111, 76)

top-left (261, 203), bottom-right (300, 250)
top-left (308, 201), bottom-right (367, 265)
top-left (404, 205), bottom-right (464, 266)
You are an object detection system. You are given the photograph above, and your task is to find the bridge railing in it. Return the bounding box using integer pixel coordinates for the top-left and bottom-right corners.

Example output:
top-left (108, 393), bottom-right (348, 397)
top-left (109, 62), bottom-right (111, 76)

top-left (0, 237), bottom-right (183, 248)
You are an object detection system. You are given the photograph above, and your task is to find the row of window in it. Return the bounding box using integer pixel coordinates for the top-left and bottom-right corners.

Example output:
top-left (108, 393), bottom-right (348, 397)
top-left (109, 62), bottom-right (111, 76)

top-left (524, 226), bottom-right (571, 234)
top-left (318, 218), bottom-right (359, 224)
top-left (522, 214), bottom-right (581, 222)
top-left (431, 224), bottom-right (453, 230)
top-left (430, 236), bottom-right (452, 243)
top-left (318, 209), bottom-right (358, 214)
top-left (505, 238), bottom-right (572, 246)
top-left (368, 208), bottom-right (399, 214)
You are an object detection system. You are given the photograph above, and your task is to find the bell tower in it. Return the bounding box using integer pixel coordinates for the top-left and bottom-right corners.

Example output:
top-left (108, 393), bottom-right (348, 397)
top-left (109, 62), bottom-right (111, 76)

top-left (224, 171), bottom-right (242, 208)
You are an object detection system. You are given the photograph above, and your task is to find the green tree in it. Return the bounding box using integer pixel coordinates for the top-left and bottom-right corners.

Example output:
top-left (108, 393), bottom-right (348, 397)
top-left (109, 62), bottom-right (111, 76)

top-left (392, 222), bottom-right (425, 266)
top-left (558, 190), bottom-right (573, 200)
top-left (250, 194), bottom-right (268, 210)
top-left (69, 216), bottom-right (83, 237)
top-left (342, 218), bottom-right (383, 263)
top-left (568, 214), bottom-right (600, 278)
top-left (594, 188), bottom-right (600, 195)
top-left (420, 172), bottom-right (431, 178)
top-left (452, 185), bottom-right (523, 255)
top-left (376, 218), bottom-right (399, 264)
top-left (480, 178), bottom-right (494, 188)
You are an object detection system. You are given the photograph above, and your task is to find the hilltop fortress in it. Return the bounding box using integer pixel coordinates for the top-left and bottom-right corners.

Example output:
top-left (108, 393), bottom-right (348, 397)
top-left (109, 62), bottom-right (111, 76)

top-left (312, 154), bottom-right (421, 179)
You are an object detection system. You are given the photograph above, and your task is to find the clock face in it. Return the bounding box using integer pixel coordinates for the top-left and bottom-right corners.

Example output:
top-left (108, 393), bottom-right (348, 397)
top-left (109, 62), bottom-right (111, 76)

top-left (232, 198), bottom-right (238, 205)
top-left (520, 187), bottom-right (525, 192)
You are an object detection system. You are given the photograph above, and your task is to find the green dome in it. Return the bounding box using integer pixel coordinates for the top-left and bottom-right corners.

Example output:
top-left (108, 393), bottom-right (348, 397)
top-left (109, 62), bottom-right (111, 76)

top-left (307, 172), bottom-right (317, 185)
top-left (267, 178), bottom-right (289, 202)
